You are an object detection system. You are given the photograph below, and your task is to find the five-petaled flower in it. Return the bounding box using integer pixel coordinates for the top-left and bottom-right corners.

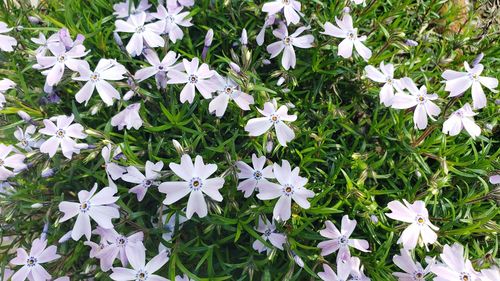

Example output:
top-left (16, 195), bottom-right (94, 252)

top-left (236, 153), bottom-right (275, 198)
top-left (442, 61), bottom-right (498, 109)
top-left (152, 4), bottom-right (193, 43)
top-left (10, 238), bottom-right (60, 281)
top-left (111, 103), bottom-right (143, 130)
top-left (115, 12), bottom-right (165, 57)
top-left (0, 21), bottom-right (17, 52)
top-left (94, 228), bottom-right (145, 271)
top-left (442, 103), bottom-right (481, 139)
top-left (386, 199), bottom-right (439, 250)
top-left (14, 125), bottom-right (43, 152)
top-left (364, 62), bottom-right (402, 106)
top-left (262, 0), bottom-right (302, 25)
top-left (0, 143), bottom-right (27, 181)
top-left (159, 154), bottom-right (224, 219)
top-left (252, 216), bottom-right (286, 254)
top-left (392, 248), bottom-right (433, 281)
top-left (322, 14), bottom-right (372, 61)
top-left (431, 243), bottom-right (480, 281)
top-left (134, 49), bottom-right (179, 88)
top-left (244, 100), bottom-right (297, 147)
top-left (209, 75), bottom-right (254, 117)
top-left (39, 114), bottom-right (87, 159)
top-left (267, 23), bottom-right (314, 70)
top-left (256, 160), bottom-right (314, 221)
top-left (58, 183), bottom-right (120, 240)
top-left (122, 161), bottom-right (164, 202)
top-left (110, 248), bottom-right (169, 281)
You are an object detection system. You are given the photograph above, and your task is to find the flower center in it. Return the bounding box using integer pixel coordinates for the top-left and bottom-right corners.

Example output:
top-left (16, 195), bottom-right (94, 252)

top-left (283, 36), bottom-right (292, 45)
top-left (413, 271), bottom-right (424, 280)
top-left (166, 15), bottom-right (175, 23)
top-left (386, 78), bottom-right (393, 84)
top-left (189, 74), bottom-right (198, 84)
top-left (26, 256), bottom-right (37, 267)
top-left (20, 139), bottom-right (28, 147)
top-left (415, 215), bottom-right (425, 225)
top-left (283, 184), bottom-right (294, 196)
top-left (0, 159), bottom-right (4, 166)
top-left (189, 177), bottom-right (203, 191)
top-left (416, 95), bottom-right (425, 103)
top-left (264, 229), bottom-right (272, 237)
top-left (253, 170), bottom-right (263, 180)
top-left (468, 73), bottom-right (478, 81)
top-left (116, 236), bottom-right (128, 247)
top-left (158, 65), bottom-right (164, 71)
top-left (459, 272), bottom-right (471, 281)
top-left (143, 179), bottom-right (153, 188)
top-left (269, 114), bottom-right (280, 124)
top-left (56, 129), bottom-right (65, 138)
top-left (224, 86), bottom-right (233, 95)
top-left (80, 201), bottom-right (91, 213)
top-left (339, 235), bottom-right (349, 245)
top-left (90, 72), bottom-right (100, 82)
top-left (136, 25), bottom-right (146, 33)
top-left (57, 54), bottom-right (66, 63)
top-left (136, 269), bottom-right (149, 281)
top-left (347, 31), bottom-right (355, 40)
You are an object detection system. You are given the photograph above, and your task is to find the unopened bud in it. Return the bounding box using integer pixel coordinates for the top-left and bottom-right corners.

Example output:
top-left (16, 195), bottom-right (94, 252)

top-left (28, 16), bottom-right (41, 24)
top-left (240, 28), bottom-right (248, 45)
top-left (229, 62), bottom-right (241, 73)
top-left (41, 167), bottom-right (54, 178)
top-left (172, 139), bottom-right (184, 155)
top-left (31, 203), bottom-right (43, 209)
top-left (277, 77), bottom-right (285, 86)
top-left (58, 230), bottom-right (72, 243)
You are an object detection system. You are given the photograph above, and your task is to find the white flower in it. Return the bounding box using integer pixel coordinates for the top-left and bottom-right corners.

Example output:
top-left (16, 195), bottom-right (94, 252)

top-left (113, 0), bottom-right (151, 18)
top-left (442, 61), bottom-right (498, 109)
top-left (235, 153), bottom-right (275, 198)
top-left (35, 42), bottom-right (88, 86)
top-left (481, 267), bottom-right (500, 281)
top-left (9, 238), bottom-right (60, 281)
top-left (152, 4), bottom-right (193, 43)
top-left (102, 144), bottom-right (126, 190)
top-left (0, 144), bottom-right (27, 182)
top-left (39, 114), bottom-right (87, 159)
top-left (349, 257), bottom-right (370, 281)
top-left (385, 199), bottom-right (439, 250)
top-left (167, 57), bottom-right (218, 103)
top-left (391, 78), bottom-right (441, 130)
top-left (321, 14), bottom-right (372, 61)
top-left (0, 22), bottom-right (17, 52)
top-left (110, 248), bottom-right (169, 281)
top-left (442, 103), bottom-right (481, 139)
top-left (317, 215), bottom-right (370, 263)
top-left (364, 62), bottom-right (403, 106)
top-left (256, 160), bottom-right (314, 221)
top-left (14, 125), bottom-right (43, 152)
top-left (317, 262), bottom-right (350, 281)
top-left (134, 49), bottom-right (179, 83)
top-left (111, 103), bottom-right (143, 130)
top-left (262, 0), bottom-right (302, 25)
top-left (73, 59), bottom-right (127, 106)
top-left (31, 32), bottom-right (61, 56)
top-left (392, 248), bottom-right (433, 281)
top-left (431, 243), bottom-right (480, 281)
top-left (158, 155), bottom-right (224, 219)
top-left (115, 12), bottom-right (164, 57)
top-left (244, 100), bottom-right (297, 147)
top-left (58, 183), bottom-right (120, 241)
top-left (267, 23), bottom-right (314, 70)
top-left (209, 75), bottom-right (254, 117)
top-left (0, 78), bottom-right (16, 109)
top-left (252, 216), bottom-right (286, 253)
top-left (94, 228), bottom-right (145, 271)
top-left (122, 161), bottom-right (164, 202)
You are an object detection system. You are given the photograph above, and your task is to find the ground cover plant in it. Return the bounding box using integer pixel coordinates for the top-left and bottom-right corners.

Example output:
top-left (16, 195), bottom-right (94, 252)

top-left (0, 0), bottom-right (499, 280)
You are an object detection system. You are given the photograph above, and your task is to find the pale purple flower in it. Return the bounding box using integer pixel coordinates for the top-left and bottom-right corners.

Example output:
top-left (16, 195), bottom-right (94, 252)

top-left (392, 248), bottom-right (433, 281)
top-left (58, 183), bottom-right (120, 240)
top-left (267, 23), bottom-right (314, 70)
top-left (0, 22), bottom-right (17, 52)
top-left (83, 227), bottom-right (112, 271)
top-left (490, 174), bottom-right (500, 185)
top-left (317, 262), bottom-right (350, 281)
top-left (386, 199), bottom-right (439, 250)
top-left (1, 267), bottom-right (14, 281)
top-left (113, 0), bottom-right (152, 19)
top-left (481, 267), bottom-right (500, 281)
top-left (252, 216), bottom-right (286, 253)
top-left (235, 153), bottom-right (275, 198)
top-left (73, 59), bottom-right (127, 106)
top-left (256, 160), bottom-right (314, 221)
top-left (167, 0), bottom-right (194, 9)
top-left (134, 49), bottom-right (179, 87)
top-left (262, 0), bottom-right (302, 25)
top-left (14, 125), bottom-right (43, 152)
top-left (115, 12), bottom-right (164, 57)
top-left (158, 154), bottom-right (225, 219)
top-left (0, 144), bottom-right (27, 181)
top-left (39, 114), bottom-right (87, 159)
top-left (391, 78), bottom-right (441, 130)
top-left (35, 42), bottom-right (88, 86)
top-left (122, 161), bottom-right (164, 201)
top-left (152, 5), bottom-right (193, 43)
top-left (244, 100), bottom-right (297, 147)
top-left (321, 14), bottom-right (372, 61)
top-left (9, 238), bottom-right (60, 281)
top-left (431, 243), bottom-right (480, 281)
top-left (102, 144), bottom-right (127, 190)
top-left (442, 103), bottom-right (481, 139)
top-left (442, 61), bottom-right (498, 109)
top-left (167, 58), bottom-right (218, 103)
top-left (95, 228), bottom-right (145, 271)
top-left (110, 248), bottom-right (169, 281)
top-left (111, 103), bottom-right (143, 130)
top-left (31, 33), bottom-right (59, 56)
top-left (349, 257), bottom-right (370, 281)
top-left (317, 215), bottom-right (370, 263)
top-left (256, 15), bottom-right (276, 46)
top-left (364, 62), bottom-right (403, 106)
top-left (209, 75), bottom-right (254, 117)
top-left (57, 28), bottom-right (85, 50)
top-left (0, 78), bottom-right (16, 108)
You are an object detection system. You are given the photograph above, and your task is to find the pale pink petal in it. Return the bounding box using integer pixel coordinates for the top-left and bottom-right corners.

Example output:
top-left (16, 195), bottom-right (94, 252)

top-left (202, 178), bottom-right (224, 201)
top-left (353, 40), bottom-right (372, 60)
top-left (364, 65), bottom-right (386, 83)
top-left (274, 121), bottom-right (295, 146)
top-left (39, 137), bottom-right (60, 157)
top-left (179, 83), bottom-right (196, 104)
top-left (471, 81), bottom-right (487, 109)
top-left (71, 213), bottom-right (91, 240)
top-left (273, 195), bottom-right (291, 221)
top-left (96, 81), bottom-right (121, 106)
top-left (322, 22), bottom-right (345, 38)
top-left (245, 117), bottom-right (273, 136)
top-left (338, 38), bottom-right (353, 58)
top-left (159, 182), bottom-right (191, 204)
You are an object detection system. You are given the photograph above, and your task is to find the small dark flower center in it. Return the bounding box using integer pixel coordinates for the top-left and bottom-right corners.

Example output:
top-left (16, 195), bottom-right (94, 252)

top-left (136, 26), bottom-right (146, 33)
top-left (283, 36), bottom-right (292, 45)
top-left (117, 236), bottom-right (127, 246)
top-left (264, 229), bottom-right (272, 237)
top-left (57, 55), bottom-right (66, 63)
top-left (143, 179), bottom-right (153, 187)
top-left (80, 201), bottom-right (91, 212)
top-left (90, 72), bottom-right (100, 82)
top-left (282, 0), bottom-right (290, 4)
top-left (56, 129), bottom-right (65, 138)
top-left (225, 86), bottom-right (233, 94)
top-left (189, 177), bottom-right (203, 191)
top-left (270, 115), bottom-right (279, 123)
top-left (283, 184), bottom-right (294, 196)
top-left (0, 159), bottom-right (4, 166)
top-left (415, 215), bottom-right (425, 225)
top-left (253, 171), bottom-right (262, 180)
top-left (27, 256), bottom-right (37, 267)
top-left (460, 272), bottom-right (470, 281)
top-left (413, 271), bottom-right (424, 280)
top-left (189, 74), bottom-right (198, 84)
top-left (339, 235), bottom-right (348, 245)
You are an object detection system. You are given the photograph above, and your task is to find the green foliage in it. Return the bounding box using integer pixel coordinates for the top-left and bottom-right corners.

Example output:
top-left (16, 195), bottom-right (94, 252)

top-left (0, 0), bottom-right (499, 280)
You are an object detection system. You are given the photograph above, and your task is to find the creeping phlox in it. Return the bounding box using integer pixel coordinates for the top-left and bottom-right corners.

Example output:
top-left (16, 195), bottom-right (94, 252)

top-left (0, 0), bottom-right (498, 280)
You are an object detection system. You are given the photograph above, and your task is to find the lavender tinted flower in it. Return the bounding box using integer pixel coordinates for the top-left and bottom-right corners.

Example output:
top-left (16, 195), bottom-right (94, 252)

top-left (229, 62), bottom-right (241, 73)
top-left (28, 16), bottom-right (41, 24)
top-left (202, 29), bottom-right (214, 60)
top-left (262, 59), bottom-right (271, 65)
top-left (370, 214), bottom-right (378, 224)
top-left (471, 53), bottom-right (484, 67)
top-left (405, 39), bottom-right (419, 47)
top-left (41, 167), bottom-right (55, 178)
top-left (17, 110), bottom-right (32, 123)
